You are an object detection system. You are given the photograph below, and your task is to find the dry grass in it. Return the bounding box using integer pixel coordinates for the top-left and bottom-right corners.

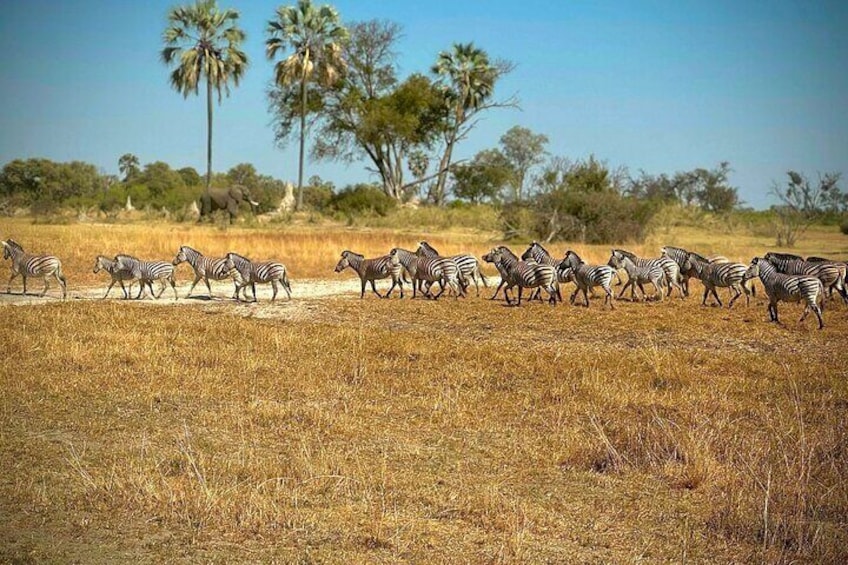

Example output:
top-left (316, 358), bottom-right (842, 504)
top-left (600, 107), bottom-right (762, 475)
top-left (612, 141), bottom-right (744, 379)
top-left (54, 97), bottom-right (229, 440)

top-left (1, 217), bottom-right (847, 563)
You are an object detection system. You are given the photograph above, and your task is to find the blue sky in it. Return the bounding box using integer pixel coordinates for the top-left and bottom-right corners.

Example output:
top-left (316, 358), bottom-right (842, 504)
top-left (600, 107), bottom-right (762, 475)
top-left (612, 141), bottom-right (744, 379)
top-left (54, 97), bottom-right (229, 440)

top-left (1, 0), bottom-right (846, 208)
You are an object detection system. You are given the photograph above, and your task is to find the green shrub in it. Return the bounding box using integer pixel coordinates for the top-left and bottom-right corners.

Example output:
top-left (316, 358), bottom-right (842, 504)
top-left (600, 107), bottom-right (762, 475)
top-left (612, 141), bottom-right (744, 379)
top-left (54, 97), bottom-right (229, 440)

top-left (330, 184), bottom-right (397, 218)
top-left (841, 217), bottom-right (848, 236)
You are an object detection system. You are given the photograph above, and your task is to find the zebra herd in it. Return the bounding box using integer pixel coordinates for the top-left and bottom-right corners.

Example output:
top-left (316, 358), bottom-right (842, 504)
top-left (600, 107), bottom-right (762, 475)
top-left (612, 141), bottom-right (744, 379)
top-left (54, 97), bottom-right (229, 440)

top-left (2, 237), bottom-right (846, 329)
top-left (334, 240), bottom-right (846, 330)
top-left (1, 240), bottom-right (291, 303)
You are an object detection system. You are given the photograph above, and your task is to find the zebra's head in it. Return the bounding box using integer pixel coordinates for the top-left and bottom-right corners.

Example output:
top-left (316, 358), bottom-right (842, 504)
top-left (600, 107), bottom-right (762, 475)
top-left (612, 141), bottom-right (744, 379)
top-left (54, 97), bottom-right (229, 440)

top-left (1, 241), bottom-right (10, 260)
top-left (482, 248), bottom-right (502, 265)
top-left (93, 255), bottom-right (105, 273)
top-left (607, 250), bottom-right (623, 269)
top-left (173, 247), bottom-right (188, 266)
top-left (744, 257), bottom-right (762, 281)
top-left (334, 252), bottom-right (351, 272)
top-left (415, 241), bottom-right (438, 257)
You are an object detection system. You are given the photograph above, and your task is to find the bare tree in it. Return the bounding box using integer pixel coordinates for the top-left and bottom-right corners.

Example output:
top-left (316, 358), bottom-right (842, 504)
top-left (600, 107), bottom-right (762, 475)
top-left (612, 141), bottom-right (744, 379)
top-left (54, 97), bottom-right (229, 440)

top-left (770, 171), bottom-right (843, 246)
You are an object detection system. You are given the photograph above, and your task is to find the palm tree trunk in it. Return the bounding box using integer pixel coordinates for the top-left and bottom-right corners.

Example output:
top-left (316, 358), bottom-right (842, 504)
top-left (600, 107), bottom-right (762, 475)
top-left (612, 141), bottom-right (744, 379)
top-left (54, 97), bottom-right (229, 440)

top-left (206, 76), bottom-right (213, 196)
top-left (297, 76), bottom-right (307, 211)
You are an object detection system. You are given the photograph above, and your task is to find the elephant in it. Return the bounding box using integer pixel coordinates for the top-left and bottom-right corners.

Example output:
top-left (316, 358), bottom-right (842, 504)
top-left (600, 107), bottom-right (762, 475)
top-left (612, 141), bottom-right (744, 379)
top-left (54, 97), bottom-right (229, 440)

top-left (198, 185), bottom-right (259, 222)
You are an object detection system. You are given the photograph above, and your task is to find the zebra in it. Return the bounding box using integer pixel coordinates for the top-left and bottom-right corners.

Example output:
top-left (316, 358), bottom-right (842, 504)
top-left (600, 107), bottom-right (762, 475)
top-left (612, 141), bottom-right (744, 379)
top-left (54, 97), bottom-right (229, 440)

top-left (390, 248), bottom-right (463, 299)
top-left (745, 257), bottom-right (825, 329)
top-left (225, 252), bottom-right (292, 302)
top-left (682, 252), bottom-right (752, 308)
top-left (113, 254), bottom-right (178, 300)
top-left (660, 245), bottom-right (725, 297)
top-left (558, 250), bottom-right (616, 308)
top-left (416, 241), bottom-right (488, 296)
top-left (484, 245), bottom-right (520, 301)
top-left (334, 250), bottom-right (403, 299)
top-left (612, 248), bottom-right (683, 298)
top-left (2, 239), bottom-right (67, 299)
top-left (172, 245), bottom-right (233, 299)
top-left (607, 250), bottom-right (665, 302)
top-left (482, 247), bottom-right (559, 306)
top-left (764, 251), bottom-right (847, 304)
top-left (93, 255), bottom-right (136, 299)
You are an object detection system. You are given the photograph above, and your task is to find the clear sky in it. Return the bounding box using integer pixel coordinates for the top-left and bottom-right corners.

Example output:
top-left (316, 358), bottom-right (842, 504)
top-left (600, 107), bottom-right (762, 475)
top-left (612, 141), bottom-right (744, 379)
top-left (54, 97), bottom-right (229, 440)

top-left (1, 0), bottom-right (846, 208)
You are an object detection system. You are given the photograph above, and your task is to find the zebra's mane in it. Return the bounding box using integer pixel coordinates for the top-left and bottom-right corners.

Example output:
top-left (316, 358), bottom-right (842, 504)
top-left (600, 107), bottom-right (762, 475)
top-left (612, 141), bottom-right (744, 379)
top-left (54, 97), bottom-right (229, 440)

top-left (765, 251), bottom-right (803, 261)
top-left (227, 251), bottom-right (251, 262)
top-left (495, 245), bottom-right (518, 260)
top-left (687, 251), bottom-right (710, 264)
top-left (3, 239), bottom-right (23, 251)
top-left (115, 253), bottom-right (140, 261)
top-left (662, 245), bottom-right (686, 255)
top-left (805, 256), bottom-right (830, 263)
top-left (342, 250), bottom-right (364, 259)
top-left (613, 248), bottom-right (637, 260)
top-left (564, 250), bottom-right (584, 264)
top-left (180, 245), bottom-right (200, 254)
top-left (419, 241), bottom-right (439, 253)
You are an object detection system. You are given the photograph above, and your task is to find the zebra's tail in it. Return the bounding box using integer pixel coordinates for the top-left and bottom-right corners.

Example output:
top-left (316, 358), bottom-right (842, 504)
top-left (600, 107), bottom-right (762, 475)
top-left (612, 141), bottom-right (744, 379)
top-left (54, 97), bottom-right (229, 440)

top-left (282, 270), bottom-right (292, 296)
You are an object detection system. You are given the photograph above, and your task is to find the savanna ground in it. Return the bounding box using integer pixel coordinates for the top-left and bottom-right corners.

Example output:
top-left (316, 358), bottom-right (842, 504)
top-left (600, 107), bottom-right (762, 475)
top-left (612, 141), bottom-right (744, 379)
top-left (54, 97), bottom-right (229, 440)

top-left (1, 216), bottom-right (847, 563)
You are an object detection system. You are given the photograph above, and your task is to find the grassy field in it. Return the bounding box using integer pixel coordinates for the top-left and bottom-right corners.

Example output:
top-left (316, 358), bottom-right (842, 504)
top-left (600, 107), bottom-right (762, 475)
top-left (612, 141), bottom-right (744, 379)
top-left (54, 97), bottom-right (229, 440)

top-left (1, 217), bottom-right (847, 563)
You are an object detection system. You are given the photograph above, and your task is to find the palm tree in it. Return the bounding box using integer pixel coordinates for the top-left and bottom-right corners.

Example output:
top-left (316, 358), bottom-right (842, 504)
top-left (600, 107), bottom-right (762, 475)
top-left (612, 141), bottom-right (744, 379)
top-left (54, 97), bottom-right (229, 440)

top-left (118, 153), bottom-right (140, 182)
top-left (266, 0), bottom-right (347, 211)
top-left (431, 43), bottom-right (499, 205)
top-left (161, 0), bottom-right (248, 196)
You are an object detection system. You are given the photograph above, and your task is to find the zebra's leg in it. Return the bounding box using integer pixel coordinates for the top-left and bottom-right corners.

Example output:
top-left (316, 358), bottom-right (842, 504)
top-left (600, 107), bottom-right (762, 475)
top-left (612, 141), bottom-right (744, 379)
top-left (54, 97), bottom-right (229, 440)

top-left (617, 280), bottom-right (631, 300)
top-left (711, 287), bottom-right (723, 307)
top-left (39, 275), bottom-right (50, 297)
top-left (516, 285), bottom-right (524, 306)
top-left (250, 282), bottom-right (258, 302)
top-left (478, 270), bottom-right (489, 288)
top-left (22, 274), bottom-right (28, 295)
top-left (490, 280), bottom-right (505, 300)
top-left (604, 285), bottom-right (614, 309)
top-left (271, 280), bottom-right (278, 301)
top-left (103, 280), bottom-right (116, 299)
top-left (359, 278), bottom-right (367, 299)
top-left (202, 276), bottom-right (213, 298)
top-left (369, 279), bottom-right (384, 299)
top-left (581, 287), bottom-right (590, 307)
top-left (569, 287), bottom-right (579, 305)
top-left (769, 301), bottom-right (779, 323)
top-left (185, 275), bottom-right (201, 298)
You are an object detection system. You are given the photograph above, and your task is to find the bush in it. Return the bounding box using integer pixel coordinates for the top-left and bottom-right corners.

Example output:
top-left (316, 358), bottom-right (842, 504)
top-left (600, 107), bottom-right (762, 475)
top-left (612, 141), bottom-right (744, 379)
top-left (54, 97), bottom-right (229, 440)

top-left (841, 217), bottom-right (848, 236)
top-left (330, 184), bottom-right (397, 219)
top-left (303, 184), bottom-right (334, 212)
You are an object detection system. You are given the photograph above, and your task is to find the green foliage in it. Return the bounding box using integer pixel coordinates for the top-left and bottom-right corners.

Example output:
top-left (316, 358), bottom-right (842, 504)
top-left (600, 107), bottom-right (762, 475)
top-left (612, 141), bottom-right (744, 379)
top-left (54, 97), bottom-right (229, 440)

top-left (0, 158), bottom-right (104, 206)
top-left (451, 149), bottom-right (511, 204)
top-left (303, 177), bottom-right (335, 211)
top-left (329, 183), bottom-right (397, 218)
top-left (840, 217), bottom-right (848, 236)
top-left (502, 155), bottom-right (658, 244)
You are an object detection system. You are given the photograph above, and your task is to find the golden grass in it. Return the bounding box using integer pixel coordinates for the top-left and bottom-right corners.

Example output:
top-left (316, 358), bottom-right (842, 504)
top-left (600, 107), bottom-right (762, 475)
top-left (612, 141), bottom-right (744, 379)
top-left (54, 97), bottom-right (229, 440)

top-left (1, 217), bottom-right (847, 562)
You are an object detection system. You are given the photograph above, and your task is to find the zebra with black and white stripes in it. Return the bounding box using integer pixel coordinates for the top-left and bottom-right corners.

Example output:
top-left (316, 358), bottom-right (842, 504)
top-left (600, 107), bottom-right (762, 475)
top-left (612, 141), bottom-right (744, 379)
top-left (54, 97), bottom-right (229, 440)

top-left (745, 257), bottom-right (825, 329)
top-left (683, 252), bottom-right (752, 308)
top-left (416, 241), bottom-right (488, 296)
top-left (613, 248), bottom-right (683, 298)
top-left (225, 252), bottom-right (292, 302)
top-left (607, 250), bottom-right (665, 302)
top-left (334, 250), bottom-right (403, 299)
top-left (558, 250), bottom-right (616, 308)
top-left (484, 245), bottom-right (519, 301)
top-left (764, 251), bottom-right (847, 303)
top-left (482, 247), bottom-right (559, 306)
top-left (93, 255), bottom-right (135, 299)
top-left (2, 239), bottom-right (67, 299)
top-left (173, 245), bottom-right (233, 299)
top-left (113, 254), bottom-right (178, 300)
top-left (390, 247), bottom-right (463, 299)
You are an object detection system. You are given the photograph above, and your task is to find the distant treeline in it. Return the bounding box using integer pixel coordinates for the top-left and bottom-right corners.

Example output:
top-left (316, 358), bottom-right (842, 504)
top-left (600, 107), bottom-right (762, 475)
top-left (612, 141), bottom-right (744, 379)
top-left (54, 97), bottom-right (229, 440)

top-left (1, 156), bottom-right (845, 245)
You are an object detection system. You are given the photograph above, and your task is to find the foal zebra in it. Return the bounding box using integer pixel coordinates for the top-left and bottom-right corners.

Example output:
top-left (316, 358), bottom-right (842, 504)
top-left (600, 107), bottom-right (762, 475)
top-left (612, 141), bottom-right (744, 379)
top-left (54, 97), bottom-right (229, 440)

top-left (113, 254), bottom-right (178, 300)
top-left (482, 247), bottom-right (559, 306)
top-left (2, 239), bottom-right (67, 299)
top-left (225, 252), bottom-right (292, 302)
top-left (416, 241), bottom-right (487, 296)
top-left (173, 245), bottom-right (232, 299)
top-left (683, 252), bottom-right (751, 308)
top-left (334, 250), bottom-right (403, 299)
top-left (613, 248), bottom-right (683, 298)
top-left (764, 252), bottom-right (847, 304)
top-left (607, 250), bottom-right (665, 301)
top-left (745, 257), bottom-right (825, 329)
top-left (390, 248), bottom-right (463, 299)
top-left (93, 255), bottom-right (135, 299)
top-left (558, 250), bottom-right (616, 308)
